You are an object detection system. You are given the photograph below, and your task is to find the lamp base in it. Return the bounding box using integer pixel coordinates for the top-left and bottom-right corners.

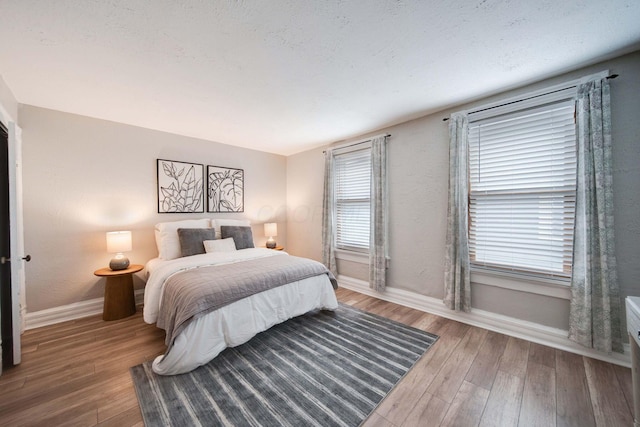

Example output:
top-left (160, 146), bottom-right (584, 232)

top-left (266, 238), bottom-right (277, 249)
top-left (109, 255), bottom-right (130, 271)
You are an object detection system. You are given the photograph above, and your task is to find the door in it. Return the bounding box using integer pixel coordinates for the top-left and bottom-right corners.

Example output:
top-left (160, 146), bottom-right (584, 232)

top-left (0, 122), bottom-right (11, 369)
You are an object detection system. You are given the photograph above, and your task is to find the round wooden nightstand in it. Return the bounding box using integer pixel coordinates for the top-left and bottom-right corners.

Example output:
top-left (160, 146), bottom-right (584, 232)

top-left (94, 264), bottom-right (143, 321)
top-left (266, 246), bottom-right (284, 251)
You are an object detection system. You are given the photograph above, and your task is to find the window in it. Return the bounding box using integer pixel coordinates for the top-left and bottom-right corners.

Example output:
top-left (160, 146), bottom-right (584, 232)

top-left (334, 146), bottom-right (371, 252)
top-left (468, 99), bottom-right (576, 279)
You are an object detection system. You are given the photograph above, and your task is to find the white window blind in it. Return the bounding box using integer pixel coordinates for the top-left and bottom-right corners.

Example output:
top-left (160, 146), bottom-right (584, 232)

top-left (469, 100), bottom-right (576, 278)
top-left (334, 147), bottom-right (371, 251)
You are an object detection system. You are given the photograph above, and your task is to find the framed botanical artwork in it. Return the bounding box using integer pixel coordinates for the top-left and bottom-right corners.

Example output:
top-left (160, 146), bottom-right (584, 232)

top-left (157, 159), bottom-right (204, 213)
top-left (207, 165), bottom-right (244, 212)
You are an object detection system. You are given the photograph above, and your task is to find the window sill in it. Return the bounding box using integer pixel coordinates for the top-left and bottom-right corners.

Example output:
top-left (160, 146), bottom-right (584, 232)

top-left (335, 250), bottom-right (392, 269)
top-left (335, 249), bottom-right (368, 264)
top-left (471, 268), bottom-right (571, 300)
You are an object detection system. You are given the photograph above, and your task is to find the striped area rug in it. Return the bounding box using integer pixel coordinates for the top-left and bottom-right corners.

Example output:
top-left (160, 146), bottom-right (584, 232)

top-left (130, 303), bottom-right (438, 427)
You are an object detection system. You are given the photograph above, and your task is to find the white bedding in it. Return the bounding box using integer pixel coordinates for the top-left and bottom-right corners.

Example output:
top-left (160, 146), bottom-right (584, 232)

top-left (144, 248), bottom-right (338, 375)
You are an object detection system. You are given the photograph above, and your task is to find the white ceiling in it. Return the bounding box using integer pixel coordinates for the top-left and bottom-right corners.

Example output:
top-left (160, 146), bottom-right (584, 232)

top-left (1, 1), bottom-right (639, 155)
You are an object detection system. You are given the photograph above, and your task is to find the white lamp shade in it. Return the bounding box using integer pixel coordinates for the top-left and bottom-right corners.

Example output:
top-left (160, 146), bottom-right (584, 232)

top-left (264, 223), bottom-right (277, 237)
top-left (106, 231), bottom-right (132, 253)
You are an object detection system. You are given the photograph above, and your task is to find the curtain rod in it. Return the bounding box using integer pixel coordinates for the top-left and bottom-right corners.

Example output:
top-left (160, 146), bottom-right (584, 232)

top-left (323, 133), bottom-right (391, 153)
top-left (442, 73), bottom-right (619, 122)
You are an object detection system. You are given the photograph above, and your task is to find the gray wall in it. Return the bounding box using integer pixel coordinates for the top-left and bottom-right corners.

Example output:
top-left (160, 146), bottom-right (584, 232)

top-left (0, 75), bottom-right (17, 122)
top-left (20, 106), bottom-right (287, 312)
top-left (286, 145), bottom-right (325, 261)
top-left (286, 50), bottom-right (640, 330)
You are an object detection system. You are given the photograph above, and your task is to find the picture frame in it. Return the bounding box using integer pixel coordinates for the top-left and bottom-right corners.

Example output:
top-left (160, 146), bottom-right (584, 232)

top-left (207, 165), bottom-right (244, 213)
top-left (157, 159), bottom-right (205, 213)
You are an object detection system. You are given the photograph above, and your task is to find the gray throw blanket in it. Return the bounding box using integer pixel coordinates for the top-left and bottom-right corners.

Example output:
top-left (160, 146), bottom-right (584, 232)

top-left (156, 254), bottom-right (338, 348)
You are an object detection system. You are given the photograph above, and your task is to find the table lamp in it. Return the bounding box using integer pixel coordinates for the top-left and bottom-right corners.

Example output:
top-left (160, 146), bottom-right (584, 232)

top-left (106, 231), bottom-right (132, 270)
top-left (264, 223), bottom-right (277, 249)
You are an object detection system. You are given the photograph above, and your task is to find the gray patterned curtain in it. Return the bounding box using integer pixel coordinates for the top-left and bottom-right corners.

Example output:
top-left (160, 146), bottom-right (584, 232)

top-left (568, 78), bottom-right (623, 353)
top-left (369, 136), bottom-right (388, 292)
top-left (444, 113), bottom-right (471, 312)
top-left (321, 150), bottom-right (338, 277)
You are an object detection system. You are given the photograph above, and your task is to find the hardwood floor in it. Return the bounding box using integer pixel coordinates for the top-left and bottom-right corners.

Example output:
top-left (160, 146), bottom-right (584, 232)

top-left (0, 288), bottom-right (633, 426)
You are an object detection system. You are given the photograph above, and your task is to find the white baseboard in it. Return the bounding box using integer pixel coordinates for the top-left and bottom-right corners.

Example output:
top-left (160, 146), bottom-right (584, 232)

top-left (338, 275), bottom-right (631, 368)
top-left (25, 278), bottom-right (630, 368)
top-left (25, 289), bottom-right (145, 330)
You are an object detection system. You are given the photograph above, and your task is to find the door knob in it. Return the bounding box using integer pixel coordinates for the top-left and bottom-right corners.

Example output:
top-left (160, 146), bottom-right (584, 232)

top-left (0, 255), bottom-right (30, 264)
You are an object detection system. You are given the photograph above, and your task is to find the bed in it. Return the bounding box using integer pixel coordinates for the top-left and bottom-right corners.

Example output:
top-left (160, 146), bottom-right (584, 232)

top-left (143, 219), bottom-right (339, 375)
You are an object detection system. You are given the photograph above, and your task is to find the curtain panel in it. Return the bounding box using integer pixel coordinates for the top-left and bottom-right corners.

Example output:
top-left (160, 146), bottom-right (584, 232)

top-left (321, 150), bottom-right (338, 277)
top-left (444, 113), bottom-right (471, 312)
top-left (568, 78), bottom-right (623, 353)
top-left (369, 136), bottom-right (388, 292)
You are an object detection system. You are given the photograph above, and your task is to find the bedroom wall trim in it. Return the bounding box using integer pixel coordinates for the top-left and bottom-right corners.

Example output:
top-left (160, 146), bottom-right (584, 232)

top-left (23, 273), bottom-right (631, 368)
top-left (25, 290), bottom-right (145, 330)
top-left (338, 275), bottom-right (631, 368)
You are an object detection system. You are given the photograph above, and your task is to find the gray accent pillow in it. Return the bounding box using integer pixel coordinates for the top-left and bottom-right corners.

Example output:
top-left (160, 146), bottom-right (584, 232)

top-left (220, 225), bottom-right (255, 250)
top-left (177, 228), bottom-right (217, 257)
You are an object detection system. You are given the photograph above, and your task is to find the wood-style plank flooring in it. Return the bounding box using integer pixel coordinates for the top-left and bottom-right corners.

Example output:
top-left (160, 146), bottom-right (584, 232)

top-left (0, 288), bottom-right (633, 426)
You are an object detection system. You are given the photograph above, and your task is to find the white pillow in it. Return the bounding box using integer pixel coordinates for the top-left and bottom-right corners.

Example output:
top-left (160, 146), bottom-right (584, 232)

top-left (155, 219), bottom-right (211, 260)
top-left (211, 219), bottom-right (251, 239)
top-left (203, 238), bottom-right (237, 253)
